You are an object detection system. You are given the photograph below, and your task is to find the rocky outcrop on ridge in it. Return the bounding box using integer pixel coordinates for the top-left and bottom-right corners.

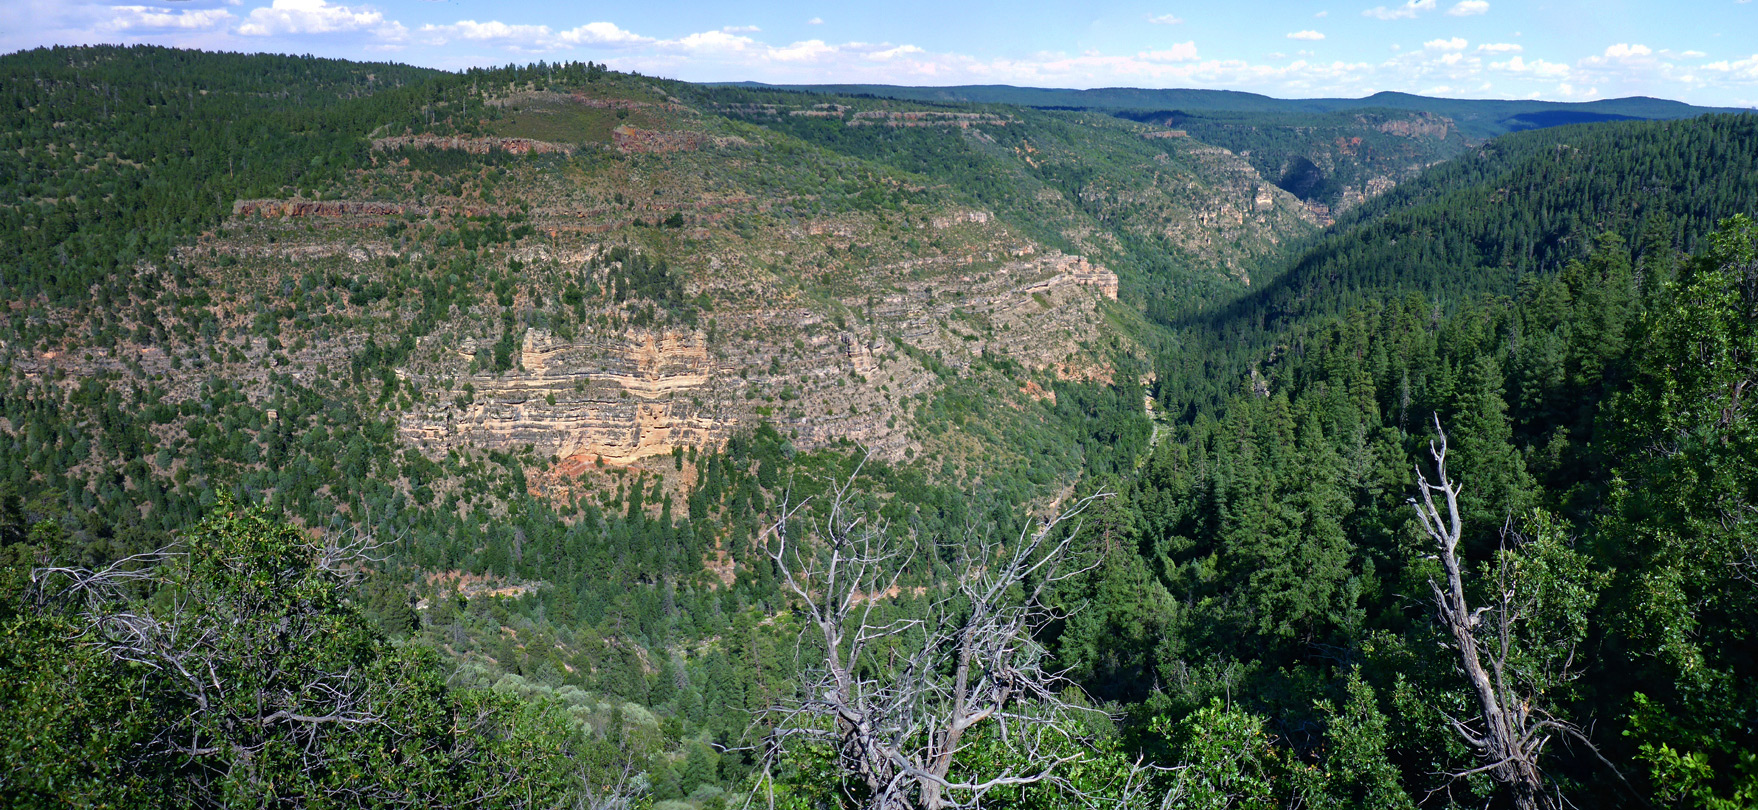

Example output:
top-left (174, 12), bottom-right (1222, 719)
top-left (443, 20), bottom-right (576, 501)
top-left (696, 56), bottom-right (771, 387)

top-left (371, 134), bottom-right (577, 155)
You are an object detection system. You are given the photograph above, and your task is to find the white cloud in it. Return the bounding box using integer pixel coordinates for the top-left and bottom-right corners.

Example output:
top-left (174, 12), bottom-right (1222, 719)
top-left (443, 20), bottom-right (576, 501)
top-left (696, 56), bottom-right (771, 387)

top-left (1702, 54), bottom-right (1758, 80)
top-left (237, 0), bottom-right (400, 37)
top-left (1315, 10), bottom-right (1329, 17)
top-left (422, 20), bottom-right (547, 43)
top-left (597, 40), bottom-right (1388, 97)
top-left (1447, 1), bottom-right (1490, 16)
top-left (769, 39), bottom-right (835, 62)
top-left (722, 25), bottom-right (760, 33)
top-left (671, 30), bottom-right (758, 53)
top-left (1147, 13), bottom-right (1183, 24)
top-left (867, 44), bottom-right (924, 61)
top-left (1571, 41), bottom-right (1746, 93)
top-left (1554, 82), bottom-right (1600, 99)
top-left (806, 17), bottom-right (824, 25)
top-left (559, 22), bottom-right (650, 46)
top-left (417, 19), bottom-right (650, 50)
top-left (654, 29), bottom-right (870, 66)
top-left (107, 5), bottom-right (233, 31)
top-left (1362, 0), bottom-right (1435, 20)
top-left (13, 3), bottom-right (1745, 107)
top-left (1490, 55), bottom-right (1570, 78)
top-left (1139, 41), bottom-right (1199, 62)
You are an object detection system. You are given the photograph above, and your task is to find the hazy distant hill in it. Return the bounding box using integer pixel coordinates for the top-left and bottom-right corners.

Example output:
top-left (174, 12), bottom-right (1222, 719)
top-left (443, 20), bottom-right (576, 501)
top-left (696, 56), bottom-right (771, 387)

top-left (719, 82), bottom-right (1746, 139)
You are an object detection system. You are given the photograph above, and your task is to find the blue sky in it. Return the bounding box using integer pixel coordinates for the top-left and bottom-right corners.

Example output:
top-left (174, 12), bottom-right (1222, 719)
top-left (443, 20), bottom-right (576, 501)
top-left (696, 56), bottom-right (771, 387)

top-left (4, 0), bottom-right (1756, 106)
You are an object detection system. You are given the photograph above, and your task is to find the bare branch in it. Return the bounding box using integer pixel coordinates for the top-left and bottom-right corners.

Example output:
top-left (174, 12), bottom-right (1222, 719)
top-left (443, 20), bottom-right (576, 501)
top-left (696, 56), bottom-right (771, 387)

top-left (759, 454), bottom-right (1115, 810)
top-left (1408, 418), bottom-right (1610, 810)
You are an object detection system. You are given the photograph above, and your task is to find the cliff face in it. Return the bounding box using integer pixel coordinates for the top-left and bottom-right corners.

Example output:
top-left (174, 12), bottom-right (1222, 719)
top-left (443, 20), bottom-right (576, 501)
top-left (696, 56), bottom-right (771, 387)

top-left (1372, 111), bottom-right (1455, 140)
top-left (406, 327), bottom-right (719, 466)
top-left (231, 199), bottom-right (515, 220)
top-left (233, 199), bottom-right (412, 218)
top-left (611, 125), bottom-right (710, 154)
top-left (703, 93), bottom-right (1325, 302)
top-left (1129, 109), bottom-right (1468, 225)
top-left (395, 242), bottom-right (1121, 467)
top-left (1138, 142), bottom-right (1319, 284)
top-left (1297, 113), bottom-right (1461, 219)
top-left (710, 102), bottom-right (1011, 128)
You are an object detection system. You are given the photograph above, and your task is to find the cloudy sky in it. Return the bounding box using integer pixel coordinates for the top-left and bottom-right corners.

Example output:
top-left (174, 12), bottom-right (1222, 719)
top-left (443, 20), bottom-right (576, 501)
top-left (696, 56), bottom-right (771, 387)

top-left (3, 0), bottom-right (1756, 106)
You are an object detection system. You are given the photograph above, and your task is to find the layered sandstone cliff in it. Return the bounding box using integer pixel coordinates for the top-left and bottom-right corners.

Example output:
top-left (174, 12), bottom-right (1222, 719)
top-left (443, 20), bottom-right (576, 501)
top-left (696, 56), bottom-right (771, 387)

top-left (395, 245), bottom-right (1122, 468)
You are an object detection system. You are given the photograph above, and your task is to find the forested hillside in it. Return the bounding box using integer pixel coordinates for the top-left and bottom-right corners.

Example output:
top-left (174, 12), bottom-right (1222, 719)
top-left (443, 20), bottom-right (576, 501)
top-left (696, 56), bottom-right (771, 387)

top-left (736, 82), bottom-right (1743, 138)
top-left (2, 45), bottom-right (1756, 810)
top-left (1159, 114), bottom-right (1758, 418)
top-left (1113, 107), bottom-right (1467, 217)
top-left (0, 47), bottom-right (450, 304)
top-left (1084, 212), bottom-right (1758, 809)
top-left (686, 83), bottom-right (1319, 315)
top-left (736, 82), bottom-right (1744, 224)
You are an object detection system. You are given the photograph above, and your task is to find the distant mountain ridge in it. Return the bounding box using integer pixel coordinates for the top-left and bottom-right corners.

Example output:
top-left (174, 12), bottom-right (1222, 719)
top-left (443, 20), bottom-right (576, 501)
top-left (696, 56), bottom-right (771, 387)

top-left (711, 83), bottom-right (1747, 139)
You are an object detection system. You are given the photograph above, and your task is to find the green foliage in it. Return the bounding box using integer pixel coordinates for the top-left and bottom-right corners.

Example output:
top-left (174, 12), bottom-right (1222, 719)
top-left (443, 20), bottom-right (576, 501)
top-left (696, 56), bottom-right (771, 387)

top-left (0, 539), bottom-right (151, 807)
top-left (1303, 670), bottom-right (1414, 810)
top-left (1154, 700), bottom-right (1281, 810)
top-left (0, 500), bottom-right (624, 808)
top-left (1490, 510), bottom-right (1607, 704)
top-left (1626, 692), bottom-right (1758, 810)
top-left (1599, 214), bottom-right (1758, 810)
top-left (1165, 114), bottom-right (1758, 419)
top-left (0, 46), bottom-right (438, 304)
top-left (1066, 192), bottom-right (1754, 808)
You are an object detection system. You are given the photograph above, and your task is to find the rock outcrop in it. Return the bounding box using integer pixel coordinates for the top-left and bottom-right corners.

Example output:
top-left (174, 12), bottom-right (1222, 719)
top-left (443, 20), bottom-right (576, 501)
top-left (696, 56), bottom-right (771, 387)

top-left (846, 111), bottom-right (1012, 128)
top-left (405, 328), bottom-right (721, 466)
top-left (1373, 112), bottom-right (1454, 139)
top-left (230, 199), bottom-right (509, 220)
top-left (371, 134), bottom-right (577, 156)
top-left (611, 125), bottom-right (727, 154)
top-left (232, 199), bottom-right (411, 218)
top-left (929, 210), bottom-right (992, 230)
top-left (395, 248), bottom-right (1123, 468)
top-left (1056, 256), bottom-right (1119, 300)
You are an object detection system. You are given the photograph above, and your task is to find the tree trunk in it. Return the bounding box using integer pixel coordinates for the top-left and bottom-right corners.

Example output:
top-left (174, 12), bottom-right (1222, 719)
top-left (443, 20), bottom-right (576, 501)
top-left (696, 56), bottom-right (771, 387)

top-left (1413, 419), bottom-right (1551, 810)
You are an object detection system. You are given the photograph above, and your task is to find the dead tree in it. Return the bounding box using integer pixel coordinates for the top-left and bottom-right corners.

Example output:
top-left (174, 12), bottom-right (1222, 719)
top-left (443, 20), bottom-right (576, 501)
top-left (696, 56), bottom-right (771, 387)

top-left (1410, 417), bottom-right (1599, 810)
top-left (762, 460), bottom-right (1108, 810)
top-left (30, 526), bottom-right (390, 772)
top-left (25, 505), bottom-right (655, 809)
